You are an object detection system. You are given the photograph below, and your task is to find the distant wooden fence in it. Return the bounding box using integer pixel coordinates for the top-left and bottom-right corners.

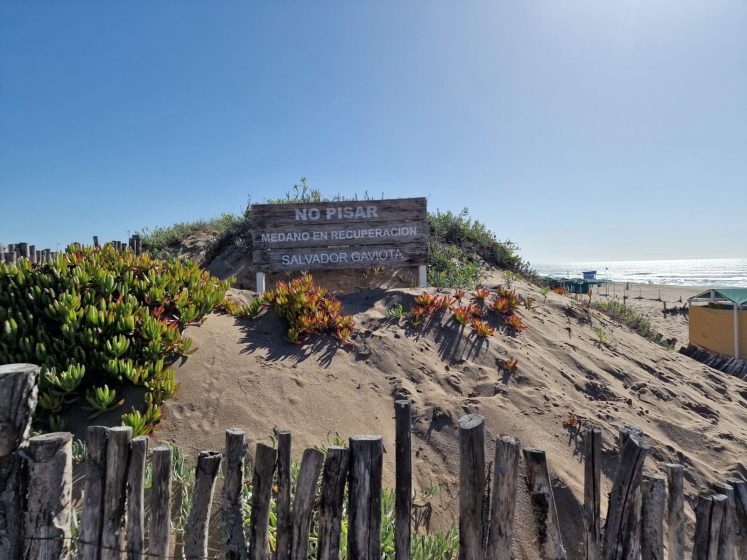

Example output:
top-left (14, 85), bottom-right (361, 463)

top-left (1, 364), bottom-right (746, 559)
top-left (0, 235), bottom-right (142, 265)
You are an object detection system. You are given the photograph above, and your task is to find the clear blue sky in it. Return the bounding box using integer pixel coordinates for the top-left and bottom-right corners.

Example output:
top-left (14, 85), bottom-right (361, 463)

top-left (1, 1), bottom-right (745, 264)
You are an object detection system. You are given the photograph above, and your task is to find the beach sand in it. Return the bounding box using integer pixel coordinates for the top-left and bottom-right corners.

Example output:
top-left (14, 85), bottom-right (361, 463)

top-left (155, 272), bottom-right (747, 559)
top-left (591, 282), bottom-right (702, 347)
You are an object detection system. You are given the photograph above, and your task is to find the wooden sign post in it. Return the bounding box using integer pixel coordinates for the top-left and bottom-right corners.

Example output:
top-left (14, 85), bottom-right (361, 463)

top-left (251, 197), bottom-right (428, 292)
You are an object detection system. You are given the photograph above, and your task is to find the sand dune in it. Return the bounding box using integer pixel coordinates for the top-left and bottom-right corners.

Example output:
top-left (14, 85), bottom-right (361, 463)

top-left (156, 271), bottom-right (747, 559)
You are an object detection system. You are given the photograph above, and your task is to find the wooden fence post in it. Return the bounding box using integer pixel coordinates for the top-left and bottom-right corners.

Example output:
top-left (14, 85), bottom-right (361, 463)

top-left (348, 436), bottom-right (383, 560)
top-left (693, 494), bottom-right (727, 560)
top-left (148, 445), bottom-right (172, 560)
top-left (223, 429), bottom-right (248, 560)
top-left (394, 399), bottom-right (412, 560)
top-left (23, 432), bottom-right (73, 560)
top-left (101, 426), bottom-right (132, 560)
top-left (640, 475), bottom-right (665, 560)
top-left (726, 478), bottom-right (747, 558)
top-left (487, 436), bottom-right (520, 560)
top-left (290, 449), bottom-right (324, 560)
top-left (317, 447), bottom-right (350, 560)
top-left (78, 426), bottom-right (108, 560)
top-left (602, 432), bottom-right (649, 560)
top-left (713, 482), bottom-right (736, 560)
top-left (664, 463), bottom-right (685, 560)
top-left (459, 414), bottom-right (485, 560)
top-left (523, 448), bottom-right (566, 560)
top-left (0, 364), bottom-right (39, 560)
top-left (275, 432), bottom-right (292, 560)
top-left (617, 427), bottom-right (643, 560)
top-left (583, 427), bottom-right (602, 560)
top-left (249, 444), bottom-right (277, 560)
top-left (185, 450), bottom-right (222, 560)
top-left (126, 436), bottom-right (148, 560)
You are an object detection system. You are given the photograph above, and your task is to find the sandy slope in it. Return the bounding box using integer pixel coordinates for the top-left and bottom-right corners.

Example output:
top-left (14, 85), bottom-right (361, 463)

top-left (156, 272), bottom-right (747, 559)
top-left (591, 282), bottom-right (701, 347)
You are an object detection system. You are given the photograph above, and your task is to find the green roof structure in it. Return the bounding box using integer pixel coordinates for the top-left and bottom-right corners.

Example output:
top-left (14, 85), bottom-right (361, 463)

top-left (688, 288), bottom-right (747, 306)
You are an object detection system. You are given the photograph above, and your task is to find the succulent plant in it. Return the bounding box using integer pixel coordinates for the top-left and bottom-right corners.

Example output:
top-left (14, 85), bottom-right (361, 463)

top-left (0, 245), bottom-right (229, 432)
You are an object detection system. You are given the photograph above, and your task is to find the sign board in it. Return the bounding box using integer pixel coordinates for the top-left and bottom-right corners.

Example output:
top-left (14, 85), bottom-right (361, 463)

top-left (251, 197), bottom-right (428, 275)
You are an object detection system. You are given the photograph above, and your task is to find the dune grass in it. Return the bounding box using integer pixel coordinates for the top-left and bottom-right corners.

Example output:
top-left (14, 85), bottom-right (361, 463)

top-left (591, 299), bottom-right (676, 349)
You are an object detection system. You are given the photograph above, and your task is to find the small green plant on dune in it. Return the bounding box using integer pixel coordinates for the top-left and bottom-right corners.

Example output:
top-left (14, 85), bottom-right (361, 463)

top-left (0, 245), bottom-right (229, 433)
top-left (386, 303), bottom-right (407, 321)
top-left (593, 327), bottom-right (615, 350)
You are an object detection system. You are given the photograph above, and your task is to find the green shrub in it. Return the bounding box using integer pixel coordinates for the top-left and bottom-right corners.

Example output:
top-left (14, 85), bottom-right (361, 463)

top-left (427, 243), bottom-right (482, 289)
top-left (428, 208), bottom-right (530, 274)
top-left (139, 213), bottom-right (242, 257)
top-left (0, 245), bottom-right (230, 432)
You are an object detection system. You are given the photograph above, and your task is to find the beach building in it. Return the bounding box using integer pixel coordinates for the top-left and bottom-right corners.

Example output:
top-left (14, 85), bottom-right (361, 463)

top-left (688, 288), bottom-right (747, 359)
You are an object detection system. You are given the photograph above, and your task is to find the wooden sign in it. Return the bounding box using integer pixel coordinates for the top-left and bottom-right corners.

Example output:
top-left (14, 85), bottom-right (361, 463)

top-left (251, 198), bottom-right (428, 277)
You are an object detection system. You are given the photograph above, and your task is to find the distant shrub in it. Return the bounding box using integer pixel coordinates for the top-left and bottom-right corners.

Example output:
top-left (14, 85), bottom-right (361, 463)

top-left (0, 246), bottom-right (230, 432)
top-left (428, 208), bottom-right (530, 273)
top-left (139, 213), bottom-right (242, 257)
top-left (591, 300), bottom-right (674, 349)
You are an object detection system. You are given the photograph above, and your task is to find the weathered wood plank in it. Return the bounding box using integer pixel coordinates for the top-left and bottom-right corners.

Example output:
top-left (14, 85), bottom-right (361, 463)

top-left (148, 446), bottom-right (172, 560)
top-left (617, 427), bottom-right (643, 560)
top-left (664, 463), bottom-right (685, 560)
top-left (459, 414), bottom-right (485, 560)
top-left (348, 436), bottom-right (383, 560)
top-left (640, 475), bottom-right (665, 560)
top-left (184, 450), bottom-right (222, 560)
top-left (583, 427), bottom-right (602, 560)
top-left (0, 364), bottom-right (39, 560)
top-left (394, 400), bottom-right (412, 560)
top-left (223, 429), bottom-right (248, 560)
top-left (249, 444), bottom-right (277, 560)
top-left (23, 432), bottom-right (73, 560)
top-left (275, 432), bottom-right (292, 560)
top-left (252, 241), bottom-right (428, 272)
top-left (693, 494), bottom-right (727, 560)
top-left (101, 426), bottom-right (132, 560)
top-left (523, 447), bottom-right (566, 560)
top-left (290, 449), bottom-right (325, 560)
top-left (252, 220), bottom-right (428, 250)
top-left (78, 426), bottom-right (108, 560)
top-left (601, 432), bottom-right (649, 560)
top-left (125, 437), bottom-right (147, 560)
top-left (726, 478), bottom-right (747, 560)
top-left (251, 198), bottom-right (427, 228)
top-left (317, 447), bottom-right (350, 560)
top-left (487, 435), bottom-right (520, 560)
top-left (713, 482), bottom-right (736, 560)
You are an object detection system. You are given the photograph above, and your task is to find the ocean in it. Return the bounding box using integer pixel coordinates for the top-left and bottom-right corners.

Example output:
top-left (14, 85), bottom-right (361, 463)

top-left (532, 258), bottom-right (747, 288)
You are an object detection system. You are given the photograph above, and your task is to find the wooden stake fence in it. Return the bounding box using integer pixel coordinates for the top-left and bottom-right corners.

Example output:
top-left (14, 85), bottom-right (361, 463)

top-left (0, 364), bottom-right (745, 559)
top-left (0, 235), bottom-right (143, 266)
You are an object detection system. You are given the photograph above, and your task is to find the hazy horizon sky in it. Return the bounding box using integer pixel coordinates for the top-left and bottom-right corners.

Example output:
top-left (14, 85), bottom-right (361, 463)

top-left (1, 1), bottom-right (745, 264)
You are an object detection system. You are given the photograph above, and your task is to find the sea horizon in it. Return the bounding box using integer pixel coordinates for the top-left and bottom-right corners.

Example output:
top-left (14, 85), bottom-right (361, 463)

top-left (532, 257), bottom-right (747, 288)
